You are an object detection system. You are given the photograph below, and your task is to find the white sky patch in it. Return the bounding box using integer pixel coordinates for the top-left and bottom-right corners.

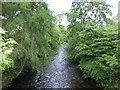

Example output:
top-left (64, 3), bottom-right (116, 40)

top-left (46, 0), bottom-right (72, 13)
top-left (106, 0), bottom-right (120, 17)
top-left (46, 0), bottom-right (120, 26)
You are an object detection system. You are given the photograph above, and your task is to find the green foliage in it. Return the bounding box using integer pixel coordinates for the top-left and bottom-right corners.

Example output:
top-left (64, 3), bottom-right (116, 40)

top-left (68, 1), bottom-right (112, 25)
top-left (66, 1), bottom-right (119, 88)
top-left (0, 27), bottom-right (17, 87)
top-left (2, 2), bottom-right (59, 71)
top-left (0, 28), bottom-right (16, 71)
top-left (67, 21), bottom-right (119, 88)
top-left (1, 2), bottom-right (60, 88)
top-left (58, 25), bottom-right (67, 44)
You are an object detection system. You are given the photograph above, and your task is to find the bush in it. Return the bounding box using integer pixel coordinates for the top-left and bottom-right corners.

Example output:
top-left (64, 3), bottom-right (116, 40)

top-left (66, 21), bottom-right (119, 88)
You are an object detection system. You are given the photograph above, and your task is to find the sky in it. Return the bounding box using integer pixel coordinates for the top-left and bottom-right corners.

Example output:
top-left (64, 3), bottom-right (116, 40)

top-left (46, 0), bottom-right (72, 13)
top-left (106, 0), bottom-right (120, 16)
top-left (45, 0), bottom-right (120, 26)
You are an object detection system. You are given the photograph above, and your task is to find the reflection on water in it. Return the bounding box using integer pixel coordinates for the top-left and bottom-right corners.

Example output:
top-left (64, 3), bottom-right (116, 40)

top-left (7, 45), bottom-right (102, 89)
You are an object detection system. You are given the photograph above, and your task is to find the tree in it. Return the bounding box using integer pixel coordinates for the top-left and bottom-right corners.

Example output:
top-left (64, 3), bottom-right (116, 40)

top-left (1, 2), bottom-right (59, 88)
top-left (67, 1), bottom-right (112, 26)
top-left (66, 1), bottom-right (119, 88)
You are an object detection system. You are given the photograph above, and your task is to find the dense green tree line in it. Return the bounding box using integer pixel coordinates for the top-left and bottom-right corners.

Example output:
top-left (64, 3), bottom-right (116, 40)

top-left (1, 2), bottom-right (59, 87)
top-left (1, 1), bottom-right (119, 89)
top-left (66, 1), bottom-right (119, 88)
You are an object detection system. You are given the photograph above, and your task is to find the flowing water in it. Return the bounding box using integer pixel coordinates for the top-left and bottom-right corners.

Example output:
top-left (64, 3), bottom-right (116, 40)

top-left (6, 45), bottom-right (102, 89)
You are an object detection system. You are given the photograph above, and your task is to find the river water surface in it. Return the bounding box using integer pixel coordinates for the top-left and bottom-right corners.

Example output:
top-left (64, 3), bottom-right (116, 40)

top-left (7, 45), bottom-right (102, 89)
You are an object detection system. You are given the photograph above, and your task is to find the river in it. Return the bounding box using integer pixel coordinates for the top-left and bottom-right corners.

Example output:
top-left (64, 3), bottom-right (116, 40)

top-left (6, 45), bottom-right (102, 89)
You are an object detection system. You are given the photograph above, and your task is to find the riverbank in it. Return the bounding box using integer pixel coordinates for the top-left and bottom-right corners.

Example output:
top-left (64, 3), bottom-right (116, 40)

top-left (5, 45), bottom-right (102, 89)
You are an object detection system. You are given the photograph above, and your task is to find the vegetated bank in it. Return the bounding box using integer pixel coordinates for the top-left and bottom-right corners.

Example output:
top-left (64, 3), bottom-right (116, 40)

top-left (66, 1), bottom-right (119, 88)
top-left (1, 2), bottom-right (59, 88)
